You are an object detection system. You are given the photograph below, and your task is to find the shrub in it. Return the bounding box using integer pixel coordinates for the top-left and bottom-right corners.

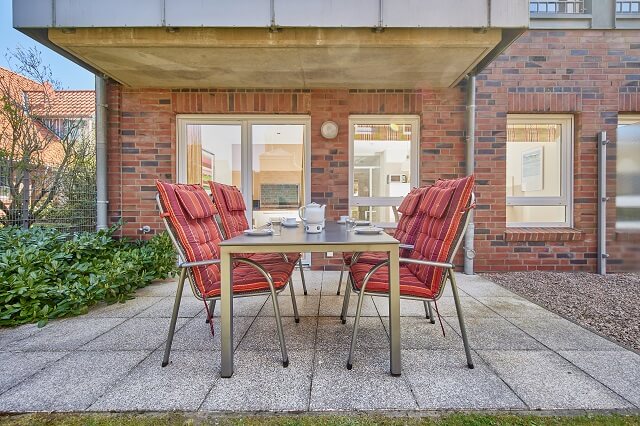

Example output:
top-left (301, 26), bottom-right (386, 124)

top-left (0, 225), bottom-right (177, 327)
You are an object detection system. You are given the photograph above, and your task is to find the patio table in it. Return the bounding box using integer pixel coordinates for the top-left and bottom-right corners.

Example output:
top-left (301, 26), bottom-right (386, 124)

top-left (219, 221), bottom-right (401, 377)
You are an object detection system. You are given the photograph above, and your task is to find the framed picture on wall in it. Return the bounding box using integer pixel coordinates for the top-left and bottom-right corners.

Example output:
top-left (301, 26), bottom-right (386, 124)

top-left (521, 146), bottom-right (543, 192)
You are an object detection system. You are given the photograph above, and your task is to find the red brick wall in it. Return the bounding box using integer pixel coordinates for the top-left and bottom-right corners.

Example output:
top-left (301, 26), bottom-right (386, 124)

top-left (106, 29), bottom-right (640, 272)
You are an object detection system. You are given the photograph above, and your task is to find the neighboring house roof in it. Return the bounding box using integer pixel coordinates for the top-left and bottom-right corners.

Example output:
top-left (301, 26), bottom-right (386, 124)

top-left (0, 66), bottom-right (95, 166)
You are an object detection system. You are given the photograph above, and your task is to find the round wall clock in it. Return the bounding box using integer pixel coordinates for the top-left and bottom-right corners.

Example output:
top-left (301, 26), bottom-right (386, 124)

top-left (320, 121), bottom-right (339, 139)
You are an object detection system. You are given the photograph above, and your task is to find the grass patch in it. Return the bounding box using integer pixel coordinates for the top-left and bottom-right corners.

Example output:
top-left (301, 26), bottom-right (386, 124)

top-left (0, 413), bottom-right (639, 426)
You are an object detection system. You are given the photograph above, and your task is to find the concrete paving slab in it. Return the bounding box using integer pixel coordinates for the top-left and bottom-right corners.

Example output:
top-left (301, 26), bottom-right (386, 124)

top-left (81, 317), bottom-right (188, 351)
top-left (171, 315), bottom-right (254, 351)
top-left (237, 316), bottom-right (317, 351)
top-left (294, 269), bottom-right (322, 294)
top-left (136, 296), bottom-right (205, 318)
top-left (0, 324), bottom-right (40, 347)
top-left (309, 349), bottom-right (417, 411)
top-left (211, 295), bottom-right (268, 317)
top-left (447, 317), bottom-right (545, 350)
top-left (479, 350), bottom-right (634, 410)
top-left (90, 350), bottom-right (218, 411)
top-left (319, 294), bottom-right (378, 317)
top-left (259, 295), bottom-right (320, 317)
top-left (320, 270), bottom-right (343, 295)
top-left (403, 349), bottom-right (526, 409)
top-left (373, 297), bottom-right (495, 318)
top-left (0, 350), bottom-right (148, 411)
top-left (5, 317), bottom-right (126, 351)
top-left (316, 316), bottom-right (388, 350)
top-left (509, 317), bottom-right (622, 351)
top-left (456, 276), bottom-right (517, 297)
top-left (87, 297), bottom-right (164, 318)
top-left (201, 350), bottom-right (313, 412)
top-left (381, 317), bottom-right (463, 350)
top-left (0, 351), bottom-right (68, 394)
top-left (474, 296), bottom-right (553, 319)
top-left (559, 350), bottom-right (640, 408)
top-left (134, 279), bottom-right (180, 297)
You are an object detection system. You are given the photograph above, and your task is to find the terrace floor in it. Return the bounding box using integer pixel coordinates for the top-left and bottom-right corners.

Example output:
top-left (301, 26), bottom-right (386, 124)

top-left (0, 271), bottom-right (639, 413)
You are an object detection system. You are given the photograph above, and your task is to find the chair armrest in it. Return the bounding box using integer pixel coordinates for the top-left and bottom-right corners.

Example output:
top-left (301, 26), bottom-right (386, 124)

top-left (398, 258), bottom-right (453, 269)
top-left (398, 244), bottom-right (414, 251)
top-left (179, 259), bottom-right (221, 268)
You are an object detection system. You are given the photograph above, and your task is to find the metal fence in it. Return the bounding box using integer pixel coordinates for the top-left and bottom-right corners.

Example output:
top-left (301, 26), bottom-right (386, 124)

top-left (617, 1), bottom-right (640, 13)
top-left (530, 0), bottom-right (585, 14)
top-left (0, 159), bottom-right (97, 233)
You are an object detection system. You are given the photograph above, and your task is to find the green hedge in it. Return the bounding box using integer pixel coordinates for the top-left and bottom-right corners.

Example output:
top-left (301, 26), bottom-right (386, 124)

top-left (0, 225), bottom-right (177, 327)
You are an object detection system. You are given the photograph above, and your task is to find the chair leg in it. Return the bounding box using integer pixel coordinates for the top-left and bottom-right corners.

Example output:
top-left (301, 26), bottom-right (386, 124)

top-left (205, 299), bottom-right (216, 323)
top-left (423, 301), bottom-right (429, 319)
top-left (289, 278), bottom-right (300, 323)
top-left (162, 268), bottom-right (186, 367)
top-left (450, 270), bottom-right (474, 369)
top-left (269, 281), bottom-right (289, 367)
top-left (298, 258), bottom-right (308, 295)
top-left (426, 301), bottom-right (435, 324)
top-left (340, 274), bottom-right (352, 324)
top-left (346, 285), bottom-right (367, 370)
top-left (337, 262), bottom-right (345, 295)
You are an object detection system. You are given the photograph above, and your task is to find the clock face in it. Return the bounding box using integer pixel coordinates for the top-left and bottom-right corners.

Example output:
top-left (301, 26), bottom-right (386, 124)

top-left (321, 121), bottom-right (338, 139)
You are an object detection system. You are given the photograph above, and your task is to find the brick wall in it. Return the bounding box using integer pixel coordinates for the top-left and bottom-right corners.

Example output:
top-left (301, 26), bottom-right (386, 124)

top-left (106, 29), bottom-right (640, 272)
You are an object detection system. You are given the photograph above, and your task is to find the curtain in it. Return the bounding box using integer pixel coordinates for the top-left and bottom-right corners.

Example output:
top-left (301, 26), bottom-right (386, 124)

top-left (186, 125), bottom-right (202, 184)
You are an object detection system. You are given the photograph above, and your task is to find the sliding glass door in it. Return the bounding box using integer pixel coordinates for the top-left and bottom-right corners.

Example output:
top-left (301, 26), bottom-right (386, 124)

top-left (177, 115), bottom-right (310, 228)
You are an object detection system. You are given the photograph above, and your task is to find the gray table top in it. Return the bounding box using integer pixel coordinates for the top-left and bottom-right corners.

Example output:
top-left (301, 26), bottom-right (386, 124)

top-left (220, 221), bottom-right (398, 247)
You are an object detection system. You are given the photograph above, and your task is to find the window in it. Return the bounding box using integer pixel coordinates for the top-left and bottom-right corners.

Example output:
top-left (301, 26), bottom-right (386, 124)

top-left (506, 115), bottom-right (573, 227)
top-left (617, 115), bottom-right (640, 230)
top-left (349, 115), bottom-right (419, 227)
top-left (177, 115), bottom-right (310, 228)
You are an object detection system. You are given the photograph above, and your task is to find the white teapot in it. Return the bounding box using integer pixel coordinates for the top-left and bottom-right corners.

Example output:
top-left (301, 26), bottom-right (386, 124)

top-left (298, 202), bottom-right (326, 226)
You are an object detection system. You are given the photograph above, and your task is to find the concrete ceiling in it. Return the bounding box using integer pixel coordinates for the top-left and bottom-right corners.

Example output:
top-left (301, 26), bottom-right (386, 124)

top-left (48, 27), bottom-right (502, 89)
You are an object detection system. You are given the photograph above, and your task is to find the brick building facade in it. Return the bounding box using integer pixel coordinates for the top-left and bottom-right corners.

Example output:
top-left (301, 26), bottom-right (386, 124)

top-left (105, 30), bottom-right (640, 272)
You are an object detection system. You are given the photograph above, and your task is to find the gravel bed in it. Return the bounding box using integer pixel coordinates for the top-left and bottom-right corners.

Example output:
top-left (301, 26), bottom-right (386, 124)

top-left (482, 271), bottom-right (640, 352)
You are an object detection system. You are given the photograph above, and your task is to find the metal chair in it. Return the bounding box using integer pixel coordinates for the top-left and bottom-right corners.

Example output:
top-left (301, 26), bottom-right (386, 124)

top-left (156, 181), bottom-right (299, 368)
top-left (208, 180), bottom-right (308, 295)
top-left (342, 175), bottom-right (476, 370)
top-left (337, 186), bottom-right (435, 322)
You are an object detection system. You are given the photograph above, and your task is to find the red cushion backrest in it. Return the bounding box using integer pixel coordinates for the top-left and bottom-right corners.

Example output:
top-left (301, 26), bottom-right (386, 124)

top-left (393, 186), bottom-right (428, 249)
top-left (419, 186), bottom-right (455, 219)
top-left (209, 181), bottom-right (250, 239)
top-left (407, 175), bottom-right (474, 296)
top-left (175, 187), bottom-right (217, 220)
top-left (156, 181), bottom-right (222, 296)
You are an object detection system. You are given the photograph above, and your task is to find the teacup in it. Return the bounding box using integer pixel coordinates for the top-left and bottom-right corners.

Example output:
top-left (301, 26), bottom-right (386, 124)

top-left (282, 217), bottom-right (297, 226)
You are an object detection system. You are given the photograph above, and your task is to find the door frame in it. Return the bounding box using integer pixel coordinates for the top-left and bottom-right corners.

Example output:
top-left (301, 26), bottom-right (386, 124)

top-left (176, 114), bottom-right (312, 223)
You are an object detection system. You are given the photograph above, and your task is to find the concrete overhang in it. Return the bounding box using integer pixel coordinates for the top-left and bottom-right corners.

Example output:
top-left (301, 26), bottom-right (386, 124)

top-left (13, 0), bottom-right (529, 89)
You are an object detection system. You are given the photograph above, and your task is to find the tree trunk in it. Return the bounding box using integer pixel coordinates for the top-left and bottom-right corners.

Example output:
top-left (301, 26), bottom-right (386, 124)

top-left (21, 170), bottom-right (30, 229)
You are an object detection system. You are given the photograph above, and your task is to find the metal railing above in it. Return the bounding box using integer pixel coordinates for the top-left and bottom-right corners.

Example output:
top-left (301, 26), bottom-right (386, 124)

top-left (530, 0), bottom-right (585, 14)
top-left (617, 1), bottom-right (640, 13)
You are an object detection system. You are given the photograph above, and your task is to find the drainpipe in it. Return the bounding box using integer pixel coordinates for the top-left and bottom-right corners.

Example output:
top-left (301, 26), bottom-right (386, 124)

top-left (597, 131), bottom-right (609, 275)
top-left (95, 75), bottom-right (108, 231)
top-left (464, 74), bottom-right (476, 275)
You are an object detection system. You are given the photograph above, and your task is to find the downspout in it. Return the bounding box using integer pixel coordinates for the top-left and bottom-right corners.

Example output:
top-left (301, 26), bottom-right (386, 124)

top-left (95, 75), bottom-right (108, 230)
top-left (464, 75), bottom-right (476, 275)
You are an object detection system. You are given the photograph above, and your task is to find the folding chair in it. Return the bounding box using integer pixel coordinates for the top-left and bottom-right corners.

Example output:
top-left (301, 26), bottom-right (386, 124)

top-left (343, 175), bottom-right (476, 370)
top-left (209, 181), bottom-right (308, 295)
top-left (156, 181), bottom-right (299, 368)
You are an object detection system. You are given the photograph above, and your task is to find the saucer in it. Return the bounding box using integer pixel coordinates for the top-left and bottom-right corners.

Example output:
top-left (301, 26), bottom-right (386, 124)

top-left (282, 222), bottom-right (299, 228)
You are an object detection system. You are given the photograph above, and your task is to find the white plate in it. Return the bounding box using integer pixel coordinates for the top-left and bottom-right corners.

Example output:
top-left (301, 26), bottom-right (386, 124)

top-left (336, 220), bottom-right (346, 224)
top-left (282, 222), bottom-right (299, 228)
top-left (243, 229), bottom-right (273, 236)
top-left (354, 226), bottom-right (383, 235)
top-left (355, 220), bottom-right (371, 226)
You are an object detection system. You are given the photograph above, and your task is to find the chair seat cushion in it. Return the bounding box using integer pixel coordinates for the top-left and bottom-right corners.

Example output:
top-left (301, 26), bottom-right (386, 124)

top-left (349, 262), bottom-right (436, 299)
top-left (203, 260), bottom-right (295, 298)
top-left (248, 252), bottom-right (301, 265)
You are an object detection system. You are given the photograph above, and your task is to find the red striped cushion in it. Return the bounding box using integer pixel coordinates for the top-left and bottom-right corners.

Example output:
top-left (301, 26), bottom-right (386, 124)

top-left (398, 190), bottom-right (421, 215)
top-left (220, 184), bottom-right (246, 211)
top-left (175, 187), bottom-right (217, 219)
top-left (419, 186), bottom-right (455, 219)
top-left (350, 262), bottom-right (435, 299)
top-left (209, 181), bottom-right (250, 238)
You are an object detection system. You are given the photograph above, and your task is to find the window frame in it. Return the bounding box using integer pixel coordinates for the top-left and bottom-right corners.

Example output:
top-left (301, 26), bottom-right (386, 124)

top-left (616, 114), bottom-right (640, 231)
top-left (176, 114), bottom-right (312, 223)
top-left (348, 115), bottom-right (420, 228)
top-left (506, 114), bottom-right (574, 228)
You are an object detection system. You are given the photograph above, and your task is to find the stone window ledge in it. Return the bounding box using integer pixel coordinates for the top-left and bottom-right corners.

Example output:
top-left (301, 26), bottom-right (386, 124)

top-left (504, 227), bottom-right (584, 242)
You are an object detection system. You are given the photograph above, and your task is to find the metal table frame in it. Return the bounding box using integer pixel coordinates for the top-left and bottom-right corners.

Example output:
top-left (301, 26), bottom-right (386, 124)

top-left (219, 221), bottom-right (401, 377)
